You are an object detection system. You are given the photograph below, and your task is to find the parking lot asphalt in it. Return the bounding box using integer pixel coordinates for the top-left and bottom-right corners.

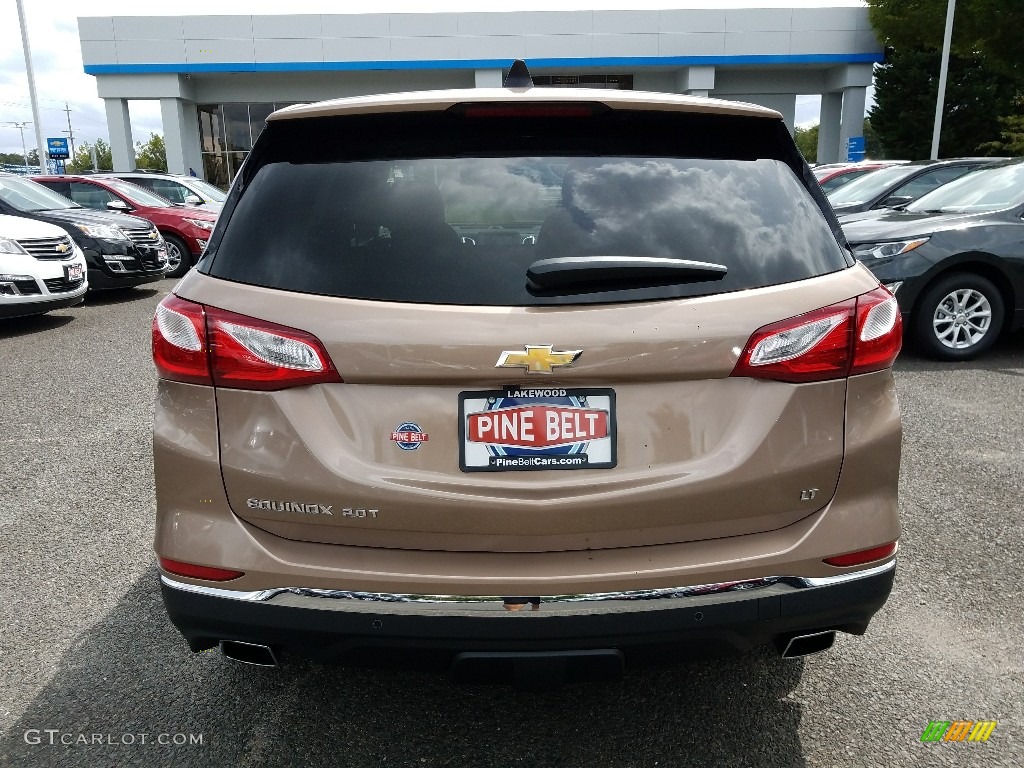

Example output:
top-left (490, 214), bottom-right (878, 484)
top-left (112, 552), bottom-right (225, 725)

top-left (1, 279), bottom-right (1021, 768)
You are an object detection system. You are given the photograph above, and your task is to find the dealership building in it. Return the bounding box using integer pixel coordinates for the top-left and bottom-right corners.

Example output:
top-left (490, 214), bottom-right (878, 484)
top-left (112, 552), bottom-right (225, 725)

top-left (78, 6), bottom-right (882, 185)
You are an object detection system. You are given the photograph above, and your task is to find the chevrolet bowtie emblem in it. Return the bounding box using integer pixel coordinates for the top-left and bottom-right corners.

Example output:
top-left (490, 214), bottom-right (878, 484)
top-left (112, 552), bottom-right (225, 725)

top-left (55, 243), bottom-right (69, 253)
top-left (496, 345), bottom-right (582, 374)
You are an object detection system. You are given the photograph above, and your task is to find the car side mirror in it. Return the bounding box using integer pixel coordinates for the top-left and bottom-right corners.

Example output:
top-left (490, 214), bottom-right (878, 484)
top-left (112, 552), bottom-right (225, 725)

top-left (106, 199), bottom-right (131, 212)
top-left (184, 194), bottom-right (204, 205)
top-left (878, 195), bottom-right (913, 209)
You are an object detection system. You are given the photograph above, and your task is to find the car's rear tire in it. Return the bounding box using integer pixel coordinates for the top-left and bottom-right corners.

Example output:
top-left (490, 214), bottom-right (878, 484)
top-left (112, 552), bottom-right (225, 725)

top-left (912, 272), bottom-right (1004, 361)
top-left (162, 234), bottom-right (192, 278)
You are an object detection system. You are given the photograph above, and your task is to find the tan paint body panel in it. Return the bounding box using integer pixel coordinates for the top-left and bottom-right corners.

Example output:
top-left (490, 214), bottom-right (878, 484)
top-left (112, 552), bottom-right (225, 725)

top-left (268, 87), bottom-right (783, 123)
top-left (173, 264), bottom-right (880, 552)
top-left (153, 370), bottom-right (900, 594)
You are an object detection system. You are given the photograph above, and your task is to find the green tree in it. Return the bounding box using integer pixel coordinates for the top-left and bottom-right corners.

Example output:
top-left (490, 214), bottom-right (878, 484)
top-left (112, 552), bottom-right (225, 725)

top-left (794, 124), bottom-right (820, 162)
top-left (67, 139), bottom-right (112, 173)
top-left (979, 100), bottom-right (1024, 155)
top-left (0, 149), bottom-right (46, 169)
top-left (866, 1), bottom-right (1022, 159)
top-left (862, 118), bottom-right (884, 159)
top-left (868, 49), bottom-right (1016, 158)
top-left (134, 133), bottom-right (167, 171)
top-left (868, 0), bottom-right (1024, 85)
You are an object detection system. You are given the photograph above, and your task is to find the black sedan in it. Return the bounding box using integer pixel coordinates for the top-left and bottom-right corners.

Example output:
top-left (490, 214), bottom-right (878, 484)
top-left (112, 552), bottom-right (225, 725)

top-left (842, 159), bottom-right (1024, 360)
top-left (827, 157), bottom-right (1002, 216)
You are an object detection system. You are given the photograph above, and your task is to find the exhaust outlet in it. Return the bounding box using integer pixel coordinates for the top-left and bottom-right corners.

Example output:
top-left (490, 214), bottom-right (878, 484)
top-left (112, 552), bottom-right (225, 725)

top-left (220, 640), bottom-right (278, 667)
top-left (780, 630), bottom-right (836, 659)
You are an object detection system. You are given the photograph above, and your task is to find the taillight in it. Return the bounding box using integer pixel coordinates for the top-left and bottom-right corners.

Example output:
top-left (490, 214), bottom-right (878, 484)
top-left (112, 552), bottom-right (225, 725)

top-left (823, 541), bottom-right (898, 567)
top-left (731, 286), bottom-right (902, 383)
top-left (158, 556), bottom-right (244, 581)
top-left (152, 295), bottom-right (342, 390)
top-left (850, 287), bottom-right (903, 375)
top-left (206, 306), bottom-right (342, 390)
top-left (153, 295), bottom-right (211, 385)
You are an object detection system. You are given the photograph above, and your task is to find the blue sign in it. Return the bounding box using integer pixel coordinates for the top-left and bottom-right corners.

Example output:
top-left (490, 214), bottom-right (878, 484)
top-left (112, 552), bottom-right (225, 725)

top-left (847, 136), bottom-right (866, 162)
top-left (47, 137), bottom-right (70, 160)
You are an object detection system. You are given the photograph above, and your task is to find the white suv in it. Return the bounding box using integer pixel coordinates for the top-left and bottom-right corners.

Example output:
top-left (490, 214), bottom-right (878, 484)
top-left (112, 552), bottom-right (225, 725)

top-left (0, 214), bottom-right (88, 318)
top-left (110, 173), bottom-right (225, 213)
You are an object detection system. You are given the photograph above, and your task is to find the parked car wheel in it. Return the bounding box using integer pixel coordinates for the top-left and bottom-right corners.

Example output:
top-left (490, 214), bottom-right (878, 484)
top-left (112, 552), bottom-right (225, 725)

top-left (162, 234), bottom-right (191, 278)
top-left (913, 272), bottom-right (1004, 360)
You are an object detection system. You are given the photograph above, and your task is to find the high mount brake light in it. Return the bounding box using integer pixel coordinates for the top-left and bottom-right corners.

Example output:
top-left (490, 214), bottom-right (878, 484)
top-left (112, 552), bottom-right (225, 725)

top-left (152, 295), bottom-right (342, 390)
top-left (731, 287), bottom-right (902, 383)
top-left (462, 105), bottom-right (596, 118)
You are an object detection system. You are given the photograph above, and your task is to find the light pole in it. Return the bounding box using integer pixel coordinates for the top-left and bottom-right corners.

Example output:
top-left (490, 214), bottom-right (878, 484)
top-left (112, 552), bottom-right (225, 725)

top-left (930, 0), bottom-right (957, 160)
top-left (63, 103), bottom-right (77, 160)
top-left (2, 122), bottom-right (32, 170)
top-left (15, 0), bottom-right (47, 172)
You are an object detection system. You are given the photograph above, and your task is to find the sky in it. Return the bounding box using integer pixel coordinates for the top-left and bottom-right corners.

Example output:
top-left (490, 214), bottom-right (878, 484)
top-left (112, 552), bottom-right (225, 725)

top-left (0, 1), bottom-right (868, 157)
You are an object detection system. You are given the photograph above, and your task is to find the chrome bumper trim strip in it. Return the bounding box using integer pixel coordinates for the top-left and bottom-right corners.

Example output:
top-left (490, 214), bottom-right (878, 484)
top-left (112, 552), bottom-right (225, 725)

top-left (160, 558), bottom-right (895, 605)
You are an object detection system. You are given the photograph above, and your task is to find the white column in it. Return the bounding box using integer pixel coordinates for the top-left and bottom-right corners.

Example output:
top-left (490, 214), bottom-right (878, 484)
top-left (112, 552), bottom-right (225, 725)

top-left (160, 98), bottom-right (187, 175)
top-left (774, 93), bottom-right (797, 134)
top-left (104, 98), bottom-right (136, 171)
top-left (839, 86), bottom-right (867, 162)
top-left (160, 98), bottom-right (202, 176)
top-left (817, 92), bottom-right (843, 164)
top-left (675, 66), bottom-right (715, 95)
top-left (181, 101), bottom-right (203, 178)
top-left (475, 69), bottom-right (502, 88)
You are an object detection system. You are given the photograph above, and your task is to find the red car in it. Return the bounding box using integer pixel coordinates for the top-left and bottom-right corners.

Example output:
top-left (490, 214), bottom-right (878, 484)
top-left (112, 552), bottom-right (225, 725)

top-left (812, 163), bottom-right (895, 195)
top-left (34, 175), bottom-right (217, 278)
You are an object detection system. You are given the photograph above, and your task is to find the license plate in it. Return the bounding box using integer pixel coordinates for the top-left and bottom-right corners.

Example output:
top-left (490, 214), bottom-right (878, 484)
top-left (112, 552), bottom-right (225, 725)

top-left (459, 387), bottom-right (616, 472)
top-left (65, 264), bottom-right (83, 281)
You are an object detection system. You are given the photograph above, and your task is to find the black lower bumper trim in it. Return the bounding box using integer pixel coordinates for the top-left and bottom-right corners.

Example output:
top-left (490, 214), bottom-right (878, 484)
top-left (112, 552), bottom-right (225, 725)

top-left (87, 268), bottom-right (163, 290)
top-left (161, 566), bottom-right (895, 665)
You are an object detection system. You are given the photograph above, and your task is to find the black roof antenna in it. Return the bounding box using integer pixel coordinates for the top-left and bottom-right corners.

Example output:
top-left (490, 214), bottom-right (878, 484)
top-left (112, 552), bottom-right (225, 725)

top-left (504, 59), bottom-right (534, 88)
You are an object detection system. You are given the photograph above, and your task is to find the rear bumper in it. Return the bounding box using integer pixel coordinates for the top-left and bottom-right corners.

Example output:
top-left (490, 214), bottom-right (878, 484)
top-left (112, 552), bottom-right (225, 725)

top-left (161, 559), bottom-right (895, 661)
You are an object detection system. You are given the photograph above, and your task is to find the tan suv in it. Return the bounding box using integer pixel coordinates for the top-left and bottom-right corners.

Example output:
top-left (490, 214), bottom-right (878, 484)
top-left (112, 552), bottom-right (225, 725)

top-left (152, 64), bottom-right (902, 681)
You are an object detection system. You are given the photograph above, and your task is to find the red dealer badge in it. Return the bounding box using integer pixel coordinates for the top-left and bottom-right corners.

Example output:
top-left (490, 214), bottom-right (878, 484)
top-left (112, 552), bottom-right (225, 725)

top-left (467, 404), bottom-right (608, 449)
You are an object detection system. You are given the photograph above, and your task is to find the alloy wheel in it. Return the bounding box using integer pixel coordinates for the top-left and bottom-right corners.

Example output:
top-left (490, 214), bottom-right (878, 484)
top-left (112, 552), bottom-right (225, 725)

top-left (164, 240), bottom-right (183, 272)
top-left (932, 288), bottom-right (991, 349)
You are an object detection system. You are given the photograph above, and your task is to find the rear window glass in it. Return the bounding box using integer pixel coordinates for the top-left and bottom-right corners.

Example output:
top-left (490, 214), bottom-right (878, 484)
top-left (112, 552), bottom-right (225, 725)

top-left (206, 110), bottom-right (847, 306)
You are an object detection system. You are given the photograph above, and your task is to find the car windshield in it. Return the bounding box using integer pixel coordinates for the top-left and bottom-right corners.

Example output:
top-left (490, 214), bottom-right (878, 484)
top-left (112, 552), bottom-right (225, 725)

top-left (826, 164), bottom-right (919, 205)
top-left (0, 176), bottom-right (80, 212)
top-left (106, 180), bottom-right (176, 208)
top-left (905, 162), bottom-right (1024, 213)
top-left (186, 179), bottom-right (227, 201)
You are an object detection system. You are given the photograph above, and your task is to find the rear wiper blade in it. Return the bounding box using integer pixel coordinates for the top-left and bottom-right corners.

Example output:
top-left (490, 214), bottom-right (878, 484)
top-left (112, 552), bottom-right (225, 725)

top-left (527, 256), bottom-right (727, 290)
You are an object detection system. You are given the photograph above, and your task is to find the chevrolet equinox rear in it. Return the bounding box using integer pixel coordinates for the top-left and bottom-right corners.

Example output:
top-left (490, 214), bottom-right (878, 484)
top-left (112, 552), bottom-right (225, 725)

top-left (153, 72), bottom-right (902, 679)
